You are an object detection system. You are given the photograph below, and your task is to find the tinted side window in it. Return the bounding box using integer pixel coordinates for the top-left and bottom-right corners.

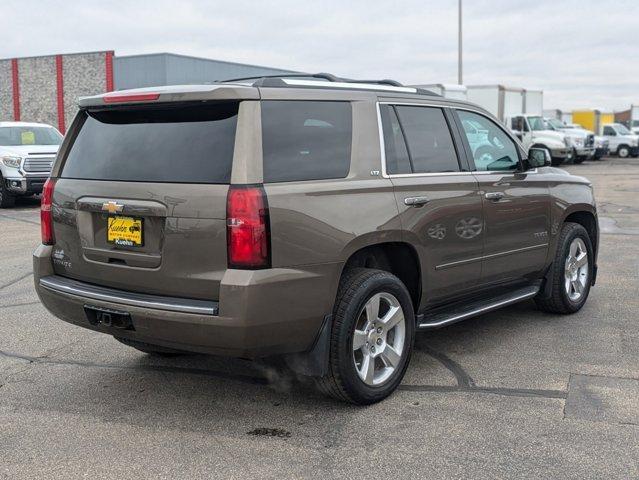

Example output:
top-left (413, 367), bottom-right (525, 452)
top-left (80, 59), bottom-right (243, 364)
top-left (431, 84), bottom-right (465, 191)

top-left (261, 101), bottom-right (352, 183)
top-left (603, 126), bottom-right (615, 135)
top-left (457, 110), bottom-right (520, 171)
top-left (379, 105), bottom-right (411, 174)
top-left (394, 106), bottom-right (460, 173)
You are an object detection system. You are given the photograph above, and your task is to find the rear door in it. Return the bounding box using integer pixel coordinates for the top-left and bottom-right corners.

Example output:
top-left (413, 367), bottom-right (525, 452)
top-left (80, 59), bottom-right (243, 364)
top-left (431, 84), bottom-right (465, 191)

top-left (379, 102), bottom-right (484, 305)
top-left (50, 101), bottom-right (241, 300)
top-left (454, 108), bottom-right (551, 285)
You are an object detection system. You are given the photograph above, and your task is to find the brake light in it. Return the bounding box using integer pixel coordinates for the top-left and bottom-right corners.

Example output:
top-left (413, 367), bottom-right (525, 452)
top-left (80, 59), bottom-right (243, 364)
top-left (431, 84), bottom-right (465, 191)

top-left (103, 92), bottom-right (160, 103)
top-left (226, 185), bottom-right (271, 269)
top-left (41, 178), bottom-right (56, 245)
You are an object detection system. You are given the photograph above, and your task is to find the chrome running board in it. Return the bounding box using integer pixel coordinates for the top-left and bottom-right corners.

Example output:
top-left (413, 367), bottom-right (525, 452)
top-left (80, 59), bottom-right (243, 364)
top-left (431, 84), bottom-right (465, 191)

top-left (418, 285), bottom-right (539, 330)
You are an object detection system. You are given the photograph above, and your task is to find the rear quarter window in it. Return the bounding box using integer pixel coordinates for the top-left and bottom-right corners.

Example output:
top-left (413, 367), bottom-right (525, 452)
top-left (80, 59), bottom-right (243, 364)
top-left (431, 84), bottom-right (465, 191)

top-left (261, 101), bottom-right (352, 183)
top-left (61, 102), bottom-right (239, 184)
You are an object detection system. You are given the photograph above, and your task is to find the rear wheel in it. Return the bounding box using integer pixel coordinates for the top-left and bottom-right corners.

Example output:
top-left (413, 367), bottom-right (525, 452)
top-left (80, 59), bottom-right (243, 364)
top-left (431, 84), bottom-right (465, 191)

top-left (535, 222), bottom-right (593, 314)
top-left (316, 268), bottom-right (415, 405)
top-left (0, 174), bottom-right (16, 208)
top-left (115, 337), bottom-right (187, 357)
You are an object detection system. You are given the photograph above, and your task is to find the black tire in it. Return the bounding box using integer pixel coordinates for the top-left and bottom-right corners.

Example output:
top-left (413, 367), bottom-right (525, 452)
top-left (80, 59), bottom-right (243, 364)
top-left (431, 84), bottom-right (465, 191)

top-left (0, 174), bottom-right (16, 208)
top-left (545, 147), bottom-right (562, 167)
top-left (535, 222), bottom-right (593, 314)
top-left (316, 268), bottom-right (415, 405)
top-left (115, 337), bottom-right (187, 357)
top-left (617, 145), bottom-right (630, 158)
top-left (573, 156), bottom-right (586, 164)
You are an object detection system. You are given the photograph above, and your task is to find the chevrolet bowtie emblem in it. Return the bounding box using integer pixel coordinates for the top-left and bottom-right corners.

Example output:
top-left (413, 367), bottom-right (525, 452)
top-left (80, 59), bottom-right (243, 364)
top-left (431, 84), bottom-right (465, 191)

top-left (102, 201), bottom-right (124, 214)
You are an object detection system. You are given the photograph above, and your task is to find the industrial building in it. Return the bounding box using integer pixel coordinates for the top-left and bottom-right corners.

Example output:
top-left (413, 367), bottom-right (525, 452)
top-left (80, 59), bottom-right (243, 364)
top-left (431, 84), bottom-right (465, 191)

top-left (0, 51), bottom-right (296, 133)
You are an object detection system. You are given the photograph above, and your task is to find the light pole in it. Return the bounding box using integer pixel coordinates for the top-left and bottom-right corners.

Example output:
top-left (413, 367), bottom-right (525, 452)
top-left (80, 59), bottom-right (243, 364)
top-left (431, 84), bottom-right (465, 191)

top-left (458, 0), bottom-right (463, 85)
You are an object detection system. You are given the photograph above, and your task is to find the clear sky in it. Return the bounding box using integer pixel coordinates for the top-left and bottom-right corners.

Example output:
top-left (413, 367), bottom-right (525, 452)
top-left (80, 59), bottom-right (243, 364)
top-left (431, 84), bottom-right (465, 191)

top-left (2, 0), bottom-right (637, 112)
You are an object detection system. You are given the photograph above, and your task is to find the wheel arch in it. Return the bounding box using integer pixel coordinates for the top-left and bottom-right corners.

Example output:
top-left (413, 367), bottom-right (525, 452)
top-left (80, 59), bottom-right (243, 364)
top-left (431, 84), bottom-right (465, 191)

top-left (338, 240), bottom-right (421, 311)
top-left (562, 208), bottom-right (598, 258)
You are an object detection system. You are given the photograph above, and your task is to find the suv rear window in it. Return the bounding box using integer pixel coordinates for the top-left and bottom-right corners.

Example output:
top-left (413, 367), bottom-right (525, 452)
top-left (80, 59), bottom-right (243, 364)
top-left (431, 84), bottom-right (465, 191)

top-left (61, 102), bottom-right (239, 184)
top-left (261, 101), bottom-right (352, 183)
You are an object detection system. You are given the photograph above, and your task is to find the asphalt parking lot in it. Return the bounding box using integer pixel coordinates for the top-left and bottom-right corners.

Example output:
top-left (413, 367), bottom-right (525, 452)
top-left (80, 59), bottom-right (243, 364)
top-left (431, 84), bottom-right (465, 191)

top-left (1, 158), bottom-right (638, 479)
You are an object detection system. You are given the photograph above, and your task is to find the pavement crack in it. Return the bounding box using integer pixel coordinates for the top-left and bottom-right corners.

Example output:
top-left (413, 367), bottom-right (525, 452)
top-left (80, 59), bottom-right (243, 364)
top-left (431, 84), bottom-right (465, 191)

top-left (0, 213), bottom-right (39, 225)
top-left (399, 384), bottom-right (567, 400)
top-left (418, 344), bottom-right (476, 388)
top-left (0, 348), bottom-right (569, 401)
top-left (0, 349), bottom-right (269, 386)
top-left (0, 272), bottom-right (33, 290)
top-left (0, 301), bottom-right (41, 309)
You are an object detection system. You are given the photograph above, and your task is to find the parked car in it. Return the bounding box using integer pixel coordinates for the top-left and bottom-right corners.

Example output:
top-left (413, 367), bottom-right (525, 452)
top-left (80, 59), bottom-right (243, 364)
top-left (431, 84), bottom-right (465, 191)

top-left (0, 121), bottom-right (62, 208)
top-left (34, 77), bottom-right (599, 404)
top-left (601, 123), bottom-right (639, 158)
top-left (544, 118), bottom-right (595, 163)
top-left (506, 114), bottom-right (573, 166)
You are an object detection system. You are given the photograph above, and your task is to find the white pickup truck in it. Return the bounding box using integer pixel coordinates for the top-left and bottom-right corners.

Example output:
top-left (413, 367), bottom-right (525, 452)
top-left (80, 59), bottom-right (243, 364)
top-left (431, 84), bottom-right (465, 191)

top-left (506, 114), bottom-right (573, 166)
top-left (544, 118), bottom-right (596, 163)
top-left (601, 123), bottom-right (639, 158)
top-left (0, 121), bottom-right (62, 208)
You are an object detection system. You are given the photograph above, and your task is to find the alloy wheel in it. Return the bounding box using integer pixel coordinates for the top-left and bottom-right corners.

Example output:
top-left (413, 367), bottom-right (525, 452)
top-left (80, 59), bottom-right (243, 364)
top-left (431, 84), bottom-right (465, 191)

top-left (352, 292), bottom-right (406, 386)
top-left (564, 238), bottom-right (589, 302)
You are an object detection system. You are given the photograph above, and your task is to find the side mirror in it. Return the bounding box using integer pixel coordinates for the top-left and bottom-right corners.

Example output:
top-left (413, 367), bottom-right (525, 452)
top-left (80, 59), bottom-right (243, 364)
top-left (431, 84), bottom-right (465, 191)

top-left (527, 148), bottom-right (551, 168)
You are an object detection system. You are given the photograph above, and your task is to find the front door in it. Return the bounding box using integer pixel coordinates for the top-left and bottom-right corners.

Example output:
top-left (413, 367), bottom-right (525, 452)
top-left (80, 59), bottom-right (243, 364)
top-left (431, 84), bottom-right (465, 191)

top-left (455, 109), bottom-right (551, 285)
top-left (379, 103), bottom-right (484, 306)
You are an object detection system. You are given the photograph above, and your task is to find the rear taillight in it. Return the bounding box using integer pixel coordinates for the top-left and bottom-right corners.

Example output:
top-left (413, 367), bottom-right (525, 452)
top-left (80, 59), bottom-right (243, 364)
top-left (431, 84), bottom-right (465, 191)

top-left (41, 178), bottom-right (56, 245)
top-left (103, 92), bottom-right (160, 103)
top-left (226, 185), bottom-right (271, 269)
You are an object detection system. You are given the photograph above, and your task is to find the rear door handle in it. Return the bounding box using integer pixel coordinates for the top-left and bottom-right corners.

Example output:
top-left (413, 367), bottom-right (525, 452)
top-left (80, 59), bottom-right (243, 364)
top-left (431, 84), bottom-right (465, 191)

top-left (484, 192), bottom-right (504, 201)
top-left (404, 196), bottom-right (430, 206)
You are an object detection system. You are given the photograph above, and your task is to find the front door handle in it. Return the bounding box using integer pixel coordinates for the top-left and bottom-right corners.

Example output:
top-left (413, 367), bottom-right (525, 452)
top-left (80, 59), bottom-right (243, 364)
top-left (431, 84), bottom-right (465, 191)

top-left (404, 196), bottom-right (430, 207)
top-left (485, 192), bottom-right (505, 201)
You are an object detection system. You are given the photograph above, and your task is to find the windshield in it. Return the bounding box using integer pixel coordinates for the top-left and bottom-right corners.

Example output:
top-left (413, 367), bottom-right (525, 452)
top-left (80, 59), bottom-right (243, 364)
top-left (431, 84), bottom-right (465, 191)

top-left (0, 126), bottom-right (63, 146)
top-left (547, 119), bottom-right (565, 129)
top-left (615, 124), bottom-right (631, 135)
top-left (528, 116), bottom-right (547, 131)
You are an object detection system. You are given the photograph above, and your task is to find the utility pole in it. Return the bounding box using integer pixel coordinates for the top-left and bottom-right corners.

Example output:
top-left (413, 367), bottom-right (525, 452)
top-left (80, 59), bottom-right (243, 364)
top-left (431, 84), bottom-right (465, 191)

top-left (458, 0), bottom-right (463, 85)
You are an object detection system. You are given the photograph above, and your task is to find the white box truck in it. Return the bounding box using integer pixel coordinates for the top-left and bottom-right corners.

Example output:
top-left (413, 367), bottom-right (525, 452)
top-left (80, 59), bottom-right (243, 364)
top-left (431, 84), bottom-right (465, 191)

top-left (524, 89), bottom-right (543, 116)
top-left (466, 85), bottom-right (572, 166)
top-left (413, 84), bottom-right (467, 101)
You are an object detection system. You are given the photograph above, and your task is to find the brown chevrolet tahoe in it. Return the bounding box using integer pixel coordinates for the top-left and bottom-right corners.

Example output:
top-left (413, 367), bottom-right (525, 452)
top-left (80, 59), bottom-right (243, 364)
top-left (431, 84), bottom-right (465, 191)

top-left (34, 74), bottom-right (599, 404)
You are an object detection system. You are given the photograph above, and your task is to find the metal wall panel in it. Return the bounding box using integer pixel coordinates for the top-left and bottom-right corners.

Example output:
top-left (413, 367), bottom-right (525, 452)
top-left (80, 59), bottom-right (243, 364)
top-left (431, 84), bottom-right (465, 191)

top-left (114, 53), bottom-right (296, 90)
top-left (113, 54), bottom-right (167, 90)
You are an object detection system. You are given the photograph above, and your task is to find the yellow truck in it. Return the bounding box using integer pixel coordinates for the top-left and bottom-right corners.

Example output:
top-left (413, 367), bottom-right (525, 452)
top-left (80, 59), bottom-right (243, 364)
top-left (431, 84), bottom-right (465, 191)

top-left (572, 110), bottom-right (614, 134)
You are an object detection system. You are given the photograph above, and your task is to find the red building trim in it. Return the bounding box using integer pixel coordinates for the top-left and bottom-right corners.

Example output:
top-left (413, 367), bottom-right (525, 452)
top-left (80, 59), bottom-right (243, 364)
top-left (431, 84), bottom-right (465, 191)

top-left (55, 55), bottom-right (65, 133)
top-left (11, 59), bottom-right (20, 121)
top-left (105, 51), bottom-right (114, 92)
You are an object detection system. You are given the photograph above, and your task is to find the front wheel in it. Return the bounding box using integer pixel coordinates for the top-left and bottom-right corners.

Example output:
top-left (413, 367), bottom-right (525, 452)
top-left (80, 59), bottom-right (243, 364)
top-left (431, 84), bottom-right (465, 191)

top-left (535, 222), bottom-right (593, 314)
top-left (618, 145), bottom-right (630, 158)
top-left (316, 268), bottom-right (415, 404)
top-left (0, 174), bottom-right (16, 208)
